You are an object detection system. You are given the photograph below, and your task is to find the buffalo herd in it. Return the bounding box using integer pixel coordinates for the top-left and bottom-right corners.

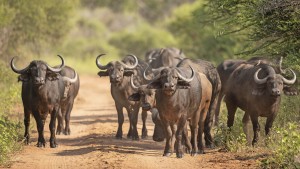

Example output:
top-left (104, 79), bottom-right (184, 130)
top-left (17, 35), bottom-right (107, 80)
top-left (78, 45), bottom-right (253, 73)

top-left (10, 48), bottom-right (298, 158)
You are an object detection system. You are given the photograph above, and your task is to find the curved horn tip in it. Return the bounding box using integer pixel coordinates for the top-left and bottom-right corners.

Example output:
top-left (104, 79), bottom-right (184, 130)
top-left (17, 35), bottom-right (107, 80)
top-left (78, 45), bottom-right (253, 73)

top-left (254, 68), bottom-right (268, 84)
top-left (10, 56), bottom-right (30, 74)
top-left (176, 66), bottom-right (194, 83)
top-left (130, 74), bottom-right (139, 89)
top-left (282, 68), bottom-right (297, 85)
top-left (96, 54), bottom-right (110, 70)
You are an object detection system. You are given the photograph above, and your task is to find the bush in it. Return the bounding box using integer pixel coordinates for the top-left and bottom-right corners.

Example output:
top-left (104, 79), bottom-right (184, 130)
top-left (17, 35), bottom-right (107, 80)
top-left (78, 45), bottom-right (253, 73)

top-left (109, 22), bottom-right (178, 58)
top-left (0, 61), bottom-right (22, 166)
top-left (261, 123), bottom-right (300, 169)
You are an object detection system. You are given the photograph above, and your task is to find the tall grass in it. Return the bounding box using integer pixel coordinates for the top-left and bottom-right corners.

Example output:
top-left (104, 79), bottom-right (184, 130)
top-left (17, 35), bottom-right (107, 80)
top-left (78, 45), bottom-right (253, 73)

top-left (216, 94), bottom-right (300, 168)
top-left (0, 61), bottom-right (23, 166)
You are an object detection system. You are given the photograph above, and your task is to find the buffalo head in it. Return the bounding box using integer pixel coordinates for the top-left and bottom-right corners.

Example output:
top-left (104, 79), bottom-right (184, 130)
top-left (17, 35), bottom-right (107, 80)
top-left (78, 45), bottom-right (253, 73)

top-left (10, 55), bottom-right (75, 86)
top-left (253, 66), bottom-right (296, 97)
top-left (146, 66), bottom-right (194, 96)
top-left (128, 75), bottom-right (156, 111)
top-left (96, 54), bottom-right (138, 84)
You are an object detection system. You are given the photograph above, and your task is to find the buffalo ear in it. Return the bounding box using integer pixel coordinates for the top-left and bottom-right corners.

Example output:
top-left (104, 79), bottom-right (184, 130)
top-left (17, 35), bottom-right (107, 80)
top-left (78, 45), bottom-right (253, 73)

top-left (128, 93), bottom-right (141, 101)
top-left (47, 72), bottom-right (60, 81)
top-left (98, 71), bottom-right (109, 77)
top-left (124, 70), bottom-right (134, 76)
top-left (18, 74), bottom-right (30, 82)
top-left (147, 81), bottom-right (162, 89)
top-left (177, 81), bottom-right (191, 89)
top-left (283, 86), bottom-right (299, 96)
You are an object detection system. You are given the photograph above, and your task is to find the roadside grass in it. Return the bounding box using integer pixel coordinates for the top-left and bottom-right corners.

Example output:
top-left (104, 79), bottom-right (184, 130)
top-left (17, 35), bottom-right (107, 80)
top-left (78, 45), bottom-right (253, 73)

top-left (216, 94), bottom-right (300, 168)
top-left (0, 61), bottom-right (23, 166)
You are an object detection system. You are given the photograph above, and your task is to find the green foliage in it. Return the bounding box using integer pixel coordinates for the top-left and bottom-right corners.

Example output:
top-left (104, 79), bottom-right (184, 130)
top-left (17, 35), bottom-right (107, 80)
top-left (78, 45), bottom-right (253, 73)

top-left (0, 61), bottom-right (22, 165)
top-left (0, 0), bottom-right (79, 60)
top-left (213, 108), bottom-right (248, 152)
top-left (167, 1), bottom-right (246, 64)
top-left (109, 23), bottom-right (178, 58)
top-left (0, 116), bottom-right (22, 165)
top-left (261, 123), bottom-right (300, 169)
top-left (80, 0), bottom-right (195, 22)
top-left (200, 0), bottom-right (300, 67)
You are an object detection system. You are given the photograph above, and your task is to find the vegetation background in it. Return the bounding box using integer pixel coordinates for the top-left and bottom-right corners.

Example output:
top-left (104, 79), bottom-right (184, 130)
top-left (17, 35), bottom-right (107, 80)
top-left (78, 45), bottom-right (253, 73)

top-left (0, 0), bottom-right (299, 168)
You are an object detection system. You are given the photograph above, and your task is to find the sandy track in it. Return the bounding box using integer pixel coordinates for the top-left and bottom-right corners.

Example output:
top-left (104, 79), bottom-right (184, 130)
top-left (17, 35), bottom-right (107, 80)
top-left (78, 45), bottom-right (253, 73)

top-left (4, 75), bottom-right (262, 169)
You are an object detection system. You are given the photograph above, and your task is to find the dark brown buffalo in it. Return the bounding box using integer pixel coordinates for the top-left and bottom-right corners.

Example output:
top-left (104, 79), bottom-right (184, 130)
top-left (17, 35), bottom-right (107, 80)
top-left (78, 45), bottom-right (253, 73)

top-left (96, 54), bottom-right (148, 140)
top-left (56, 66), bottom-right (80, 135)
top-left (11, 55), bottom-right (77, 148)
top-left (146, 65), bottom-right (210, 158)
top-left (224, 62), bottom-right (296, 145)
top-left (134, 58), bottom-right (220, 148)
top-left (145, 47), bottom-right (185, 68)
top-left (215, 57), bottom-right (298, 126)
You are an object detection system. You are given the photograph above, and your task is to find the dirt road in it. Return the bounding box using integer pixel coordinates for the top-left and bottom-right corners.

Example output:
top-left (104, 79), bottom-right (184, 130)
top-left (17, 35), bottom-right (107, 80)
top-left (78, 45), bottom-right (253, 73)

top-left (6, 75), bottom-right (263, 169)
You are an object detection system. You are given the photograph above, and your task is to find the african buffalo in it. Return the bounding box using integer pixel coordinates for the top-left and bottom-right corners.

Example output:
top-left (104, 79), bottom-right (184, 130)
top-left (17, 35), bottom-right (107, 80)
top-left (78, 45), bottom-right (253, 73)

top-left (56, 66), bottom-right (80, 135)
top-left (96, 54), bottom-right (148, 140)
top-left (224, 62), bottom-right (297, 145)
top-left (145, 47), bottom-right (185, 68)
top-left (215, 56), bottom-right (297, 126)
top-left (134, 58), bottom-right (220, 148)
top-left (146, 65), bottom-right (211, 158)
top-left (11, 55), bottom-right (78, 148)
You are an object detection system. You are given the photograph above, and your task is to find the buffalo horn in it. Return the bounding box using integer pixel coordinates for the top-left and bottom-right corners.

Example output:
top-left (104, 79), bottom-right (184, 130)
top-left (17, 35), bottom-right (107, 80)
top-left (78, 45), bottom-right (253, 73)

top-left (46, 55), bottom-right (65, 72)
top-left (280, 68), bottom-right (296, 85)
top-left (96, 54), bottom-right (110, 70)
top-left (63, 70), bottom-right (78, 84)
top-left (130, 75), bottom-right (139, 90)
top-left (120, 54), bottom-right (138, 69)
top-left (10, 57), bottom-right (30, 74)
top-left (176, 66), bottom-right (194, 83)
top-left (143, 64), bottom-right (152, 81)
top-left (254, 68), bottom-right (268, 84)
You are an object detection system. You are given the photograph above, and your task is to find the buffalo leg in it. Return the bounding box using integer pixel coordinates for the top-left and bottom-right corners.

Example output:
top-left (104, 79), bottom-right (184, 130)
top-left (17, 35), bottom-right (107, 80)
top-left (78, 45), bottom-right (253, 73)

top-left (126, 107), bottom-right (133, 139)
top-left (250, 113), bottom-right (260, 146)
top-left (204, 111), bottom-right (214, 148)
top-left (141, 110), bottom-right (148, 139)
top-left (198, 108), bottom-right (208, 154)
top-left (182, 123), bottom-right (192, 153)
top-left (115, 104), bottom-right (124, 139)
top-left (64, 102), bottom-right (74, 135)
top-left (242, 112), bottom-right (251, 144)
top-left (32, 112), bottom-right (46, 147)
top-left (265, 114), bottom-right (276, 135)
top-left (162, 118), bottom-right (173, 156)
top-left (226, 97), bottom-right (237, 128)
top-left (214, 92), bottom-right (224, 127)
top-left (24, 108), bottom-right (31, 145)
top-left (50, 108), bottom-right (58, 148)
top-left (56, 109), bottom-right (63, 135)
top-left (175, 116), bottom-right (186, 158)
top-left (130, 106), bottom-right (140, 140)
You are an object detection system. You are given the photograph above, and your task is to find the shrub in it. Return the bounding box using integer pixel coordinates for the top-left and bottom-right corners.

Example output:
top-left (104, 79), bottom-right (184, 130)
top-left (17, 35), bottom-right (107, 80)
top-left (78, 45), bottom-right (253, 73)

top-left (0, 61), bottom-right (22, 166)
top-left (261, 123), bottom-right (300, 169)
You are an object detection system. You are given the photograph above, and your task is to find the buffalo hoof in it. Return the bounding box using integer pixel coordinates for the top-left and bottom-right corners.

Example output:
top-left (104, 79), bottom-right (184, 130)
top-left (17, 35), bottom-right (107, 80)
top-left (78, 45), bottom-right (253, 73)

top-left (115, 135), bottom-right (123, 140)
top-left (56, 130), bottom-right (61, 135)
top-left (191, 151), bottom-right (198, 157)
top-left (141, 130), bottom-right (148, 139)
top-left (163, 152), bottom-right (172, 157)
top-left (131, 135), bottom-right (140, 141)
top-left (64, 129), bottom-right (71, 135)
top-left (36, 142), bottom-right (46, 148)
top-left (198, 149), bottom-right (205, 154)
top-left (176, 153), bottom-right (184, 158)
top-left (24, 137), bottom-right (30, 145)
top-left (50, 143), bottom-right (58, 148)
top-left (205, 143), bottom-right (215, 149)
